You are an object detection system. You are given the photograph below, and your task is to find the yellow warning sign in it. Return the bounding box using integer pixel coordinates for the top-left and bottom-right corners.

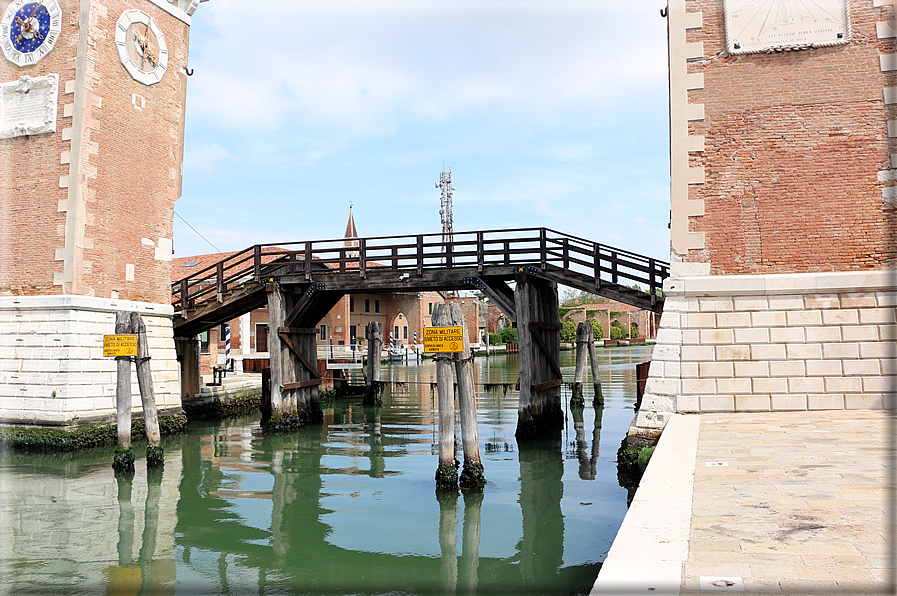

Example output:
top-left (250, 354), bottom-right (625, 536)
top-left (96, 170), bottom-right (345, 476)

top-left (104, 334), bottom-right (137, 357)
top-left (423, 326), bottom-right (464, 353)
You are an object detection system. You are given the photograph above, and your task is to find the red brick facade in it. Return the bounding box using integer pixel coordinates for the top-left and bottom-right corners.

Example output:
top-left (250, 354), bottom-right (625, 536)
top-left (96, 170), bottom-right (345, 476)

top-left (0, 0), bottom-right (190, 302)
top-left (682, 0), bottom-right (894, 274)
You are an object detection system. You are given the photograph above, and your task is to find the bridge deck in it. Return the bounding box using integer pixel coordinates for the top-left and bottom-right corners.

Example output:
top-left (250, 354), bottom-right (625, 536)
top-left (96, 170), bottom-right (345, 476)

top-left (172, 227), bottom-right (669, 335)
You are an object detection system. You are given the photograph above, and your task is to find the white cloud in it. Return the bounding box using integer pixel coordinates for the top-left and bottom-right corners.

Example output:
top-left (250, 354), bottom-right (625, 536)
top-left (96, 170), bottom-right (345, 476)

top-left (186, 0), bottom-right (668, 133)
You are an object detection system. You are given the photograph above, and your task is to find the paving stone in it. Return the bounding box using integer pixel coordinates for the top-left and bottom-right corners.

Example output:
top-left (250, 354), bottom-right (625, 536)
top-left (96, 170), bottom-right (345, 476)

top-left (681, 410), bottom-right (891, 594)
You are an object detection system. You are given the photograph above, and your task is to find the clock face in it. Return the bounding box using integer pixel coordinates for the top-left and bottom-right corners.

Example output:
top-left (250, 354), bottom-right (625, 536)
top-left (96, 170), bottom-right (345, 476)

top-left (115, 9), bottom-right (168, 85)
top-left (724, 0), bottom-right (850, 54)
top-left (0, 0), bottom-right (62, 67)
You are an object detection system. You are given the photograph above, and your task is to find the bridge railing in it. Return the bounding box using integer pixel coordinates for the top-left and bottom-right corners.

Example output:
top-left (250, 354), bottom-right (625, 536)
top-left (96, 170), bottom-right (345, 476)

top-left (172, 228), bottom-right (669, 311)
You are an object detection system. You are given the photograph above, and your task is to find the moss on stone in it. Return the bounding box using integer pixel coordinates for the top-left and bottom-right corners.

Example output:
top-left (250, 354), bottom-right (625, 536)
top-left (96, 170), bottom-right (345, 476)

top-left (182, 392), bottom-right (262, 420)
top-left (0, 413), bottom-right (187, 454)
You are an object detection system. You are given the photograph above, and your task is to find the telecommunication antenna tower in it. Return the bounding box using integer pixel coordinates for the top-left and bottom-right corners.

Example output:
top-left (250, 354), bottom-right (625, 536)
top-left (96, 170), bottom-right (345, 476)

top-left (436, 168), bottom-right (454, 246)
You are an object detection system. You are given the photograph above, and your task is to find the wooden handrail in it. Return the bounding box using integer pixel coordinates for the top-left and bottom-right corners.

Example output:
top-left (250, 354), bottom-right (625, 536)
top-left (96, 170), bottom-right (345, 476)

top-left (171, 227), bottom-right (670, 311)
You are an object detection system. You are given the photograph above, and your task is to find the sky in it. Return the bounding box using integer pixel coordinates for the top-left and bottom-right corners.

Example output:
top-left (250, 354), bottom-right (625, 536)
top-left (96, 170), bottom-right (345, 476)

top-left (174, 0), bottom-right (671, 264)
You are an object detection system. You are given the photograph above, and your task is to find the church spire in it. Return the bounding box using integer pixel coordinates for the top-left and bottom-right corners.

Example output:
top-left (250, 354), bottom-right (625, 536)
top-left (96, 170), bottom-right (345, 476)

top-left (344, 205), bottom-right (359, 249)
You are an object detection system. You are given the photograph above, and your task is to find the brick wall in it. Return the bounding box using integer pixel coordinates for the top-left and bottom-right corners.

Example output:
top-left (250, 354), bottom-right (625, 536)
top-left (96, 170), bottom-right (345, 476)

top-left (680, 0), bottom-right (894, 273)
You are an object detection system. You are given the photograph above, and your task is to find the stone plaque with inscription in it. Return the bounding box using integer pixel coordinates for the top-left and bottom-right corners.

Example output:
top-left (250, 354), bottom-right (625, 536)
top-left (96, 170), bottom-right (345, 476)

top-left (0, 74), bottom-right (58, 139)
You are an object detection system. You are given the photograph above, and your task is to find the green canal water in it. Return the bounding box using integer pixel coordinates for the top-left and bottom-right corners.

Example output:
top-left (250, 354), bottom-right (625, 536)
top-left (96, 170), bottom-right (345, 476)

top-left (0, 346), bottom-right (653, 595)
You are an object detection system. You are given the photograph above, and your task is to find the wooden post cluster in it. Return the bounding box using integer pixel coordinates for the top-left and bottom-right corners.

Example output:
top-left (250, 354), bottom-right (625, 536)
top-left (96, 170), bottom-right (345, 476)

top-left (571, 322), bottom-right (589, 408)
top-left (588, 330), bottom-right (602, 406)
top-left (572, 321), bottom-right (603, 407)
top-left (112, 311), bottom-right (163, 474)
top-left (364, 321), bottom-right (383, 406)
top-left (513, 273), bottom-right (563, 440)
top-left (433, 303), bottom-right (485, 491)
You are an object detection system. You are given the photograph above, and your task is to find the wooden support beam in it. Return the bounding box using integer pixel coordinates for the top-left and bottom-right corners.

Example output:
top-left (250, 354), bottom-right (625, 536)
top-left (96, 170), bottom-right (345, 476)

top-left (279, 327), bottom-right (319, 335)
top-left (365, 322), bottom-right (383, 405)
top-left (528, 322), bottom-right (564, 381)
top-left (277, 328), bottom-right (321, 380)
top-left (283, 379), bottom-right (322, 390)
top-left (514, 276), bottom-right (563, 440)
top-left (532, 379), bottom-right (563, 393)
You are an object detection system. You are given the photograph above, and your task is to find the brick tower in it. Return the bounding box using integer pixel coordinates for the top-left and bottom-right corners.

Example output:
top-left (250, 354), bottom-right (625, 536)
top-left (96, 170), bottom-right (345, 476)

top-left (633, 0), bottom-right (896, 441)
top-left (0, 0), bottom-right (203, 426)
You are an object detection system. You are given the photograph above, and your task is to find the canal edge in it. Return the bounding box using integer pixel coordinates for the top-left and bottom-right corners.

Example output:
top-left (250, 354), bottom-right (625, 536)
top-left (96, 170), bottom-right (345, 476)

top-left (591, 413), bottom-right (702, 595)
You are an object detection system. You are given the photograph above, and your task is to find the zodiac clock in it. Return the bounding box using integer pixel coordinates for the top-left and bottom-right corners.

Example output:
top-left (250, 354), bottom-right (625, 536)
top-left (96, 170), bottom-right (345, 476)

top-left (0, 0), bottom-right (62, 66)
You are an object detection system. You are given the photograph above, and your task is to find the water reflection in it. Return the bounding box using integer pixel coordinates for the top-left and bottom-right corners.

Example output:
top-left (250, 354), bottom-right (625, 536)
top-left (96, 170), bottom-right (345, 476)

top-left (108, 469), bottom-right (174, 595)
top-left (0, 347), bottom-right (653, 595)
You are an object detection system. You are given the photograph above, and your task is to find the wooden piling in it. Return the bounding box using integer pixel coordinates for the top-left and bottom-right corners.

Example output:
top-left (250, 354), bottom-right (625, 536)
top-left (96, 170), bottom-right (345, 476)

top-left (432, 305), bottom-right (458, 490)
top-left (450, 303), bottom-right (485, 490)
top-left (113, 311), bottom-right (134, 475)
top-left (364, 322), bottom-right (383, 406)
top-left (115, 311), bottom-right (132, 449)
top-left (514, 274), bottom-right (563, 439)
top-left (587, 325), bottom-right (603, 405)
top-left (571, 322), bottom-right (589, 408)
top-left (267, 285), bottom-right (288, 416)
top-left (132, 312), bottom-right (162, 468)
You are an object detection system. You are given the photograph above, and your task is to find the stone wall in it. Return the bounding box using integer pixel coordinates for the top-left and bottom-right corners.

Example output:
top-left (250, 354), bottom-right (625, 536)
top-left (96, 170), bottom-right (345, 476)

top-left (636, 270), bottom-right (896, 436)
top-left (0, 295), bottom-right (181, 427)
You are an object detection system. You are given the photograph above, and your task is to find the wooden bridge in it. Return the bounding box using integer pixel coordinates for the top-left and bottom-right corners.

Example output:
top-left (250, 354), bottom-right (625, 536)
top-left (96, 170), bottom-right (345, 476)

top-left (171, 227), bottom-right (669, 439)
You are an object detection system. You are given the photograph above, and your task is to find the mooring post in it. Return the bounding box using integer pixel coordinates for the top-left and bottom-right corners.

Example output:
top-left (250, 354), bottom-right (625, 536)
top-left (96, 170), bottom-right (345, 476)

top-left (433, 304), bottom-right (458, 490)
top-left (133, 312), bottom-right (163, 468)
top-left (571, 321), bottom-right (589, 408)
top-left (364, 322), bottom-right (383, 406)
top-left (112, 311), bottom-right (135, 475)
top-left (586, 324), bottom-right (603, 405)
top-left (450, 303), bottom-right (485, 490)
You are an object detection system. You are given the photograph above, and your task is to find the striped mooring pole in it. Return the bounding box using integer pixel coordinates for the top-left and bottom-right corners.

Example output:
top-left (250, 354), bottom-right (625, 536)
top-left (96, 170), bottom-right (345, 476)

top-left (225, 323), bottom-right (232, 371)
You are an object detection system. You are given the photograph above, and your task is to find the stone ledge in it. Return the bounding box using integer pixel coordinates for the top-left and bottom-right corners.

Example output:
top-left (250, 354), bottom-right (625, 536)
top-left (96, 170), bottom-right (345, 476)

top-left (594, 414), bottom-right (700, 595)
top-left (0, 295), bottom-right (174, 316)
top-left (0, 404), bottom-right (183, 429)
top-left (666, 269), bottom-right (896, 297)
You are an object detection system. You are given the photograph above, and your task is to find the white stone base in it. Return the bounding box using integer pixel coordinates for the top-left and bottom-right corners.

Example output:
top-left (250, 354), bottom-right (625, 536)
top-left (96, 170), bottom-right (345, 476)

top-left (632, 269), bottom-right (896, 437)
top-left (0, 295), bottom-right (181, 427)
